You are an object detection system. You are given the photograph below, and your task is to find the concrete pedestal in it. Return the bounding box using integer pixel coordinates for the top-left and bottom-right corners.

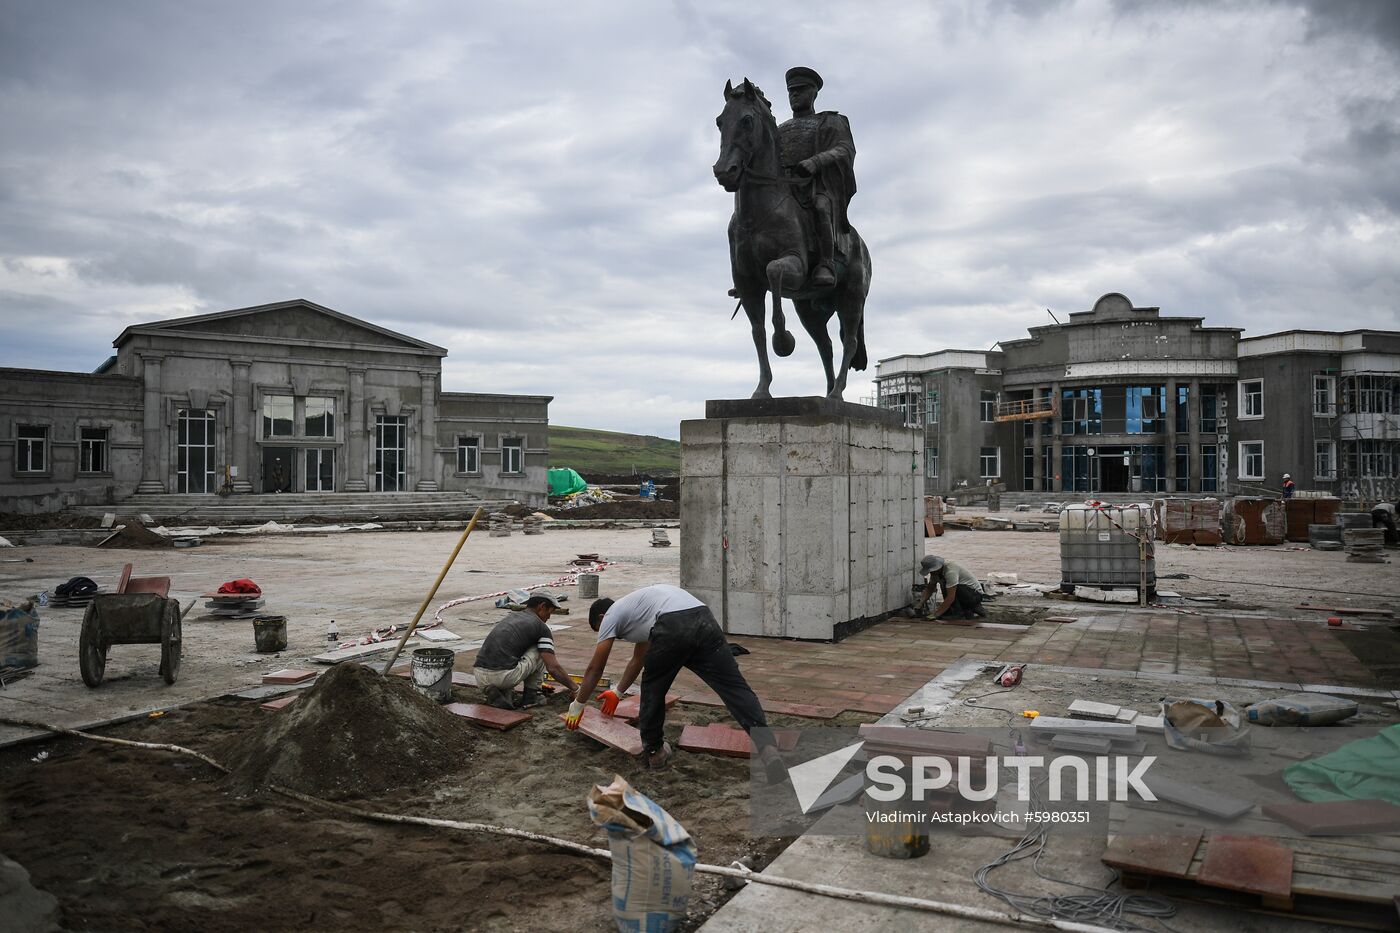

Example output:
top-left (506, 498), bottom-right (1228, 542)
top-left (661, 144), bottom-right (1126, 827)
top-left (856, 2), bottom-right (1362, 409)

top-left (680, 397), bottom-right (921, 641)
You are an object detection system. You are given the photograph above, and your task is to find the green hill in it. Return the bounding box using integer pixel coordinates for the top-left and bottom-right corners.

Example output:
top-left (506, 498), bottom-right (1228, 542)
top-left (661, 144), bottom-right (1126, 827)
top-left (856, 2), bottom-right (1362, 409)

top-left (549, 425), bottom-right (680, 477)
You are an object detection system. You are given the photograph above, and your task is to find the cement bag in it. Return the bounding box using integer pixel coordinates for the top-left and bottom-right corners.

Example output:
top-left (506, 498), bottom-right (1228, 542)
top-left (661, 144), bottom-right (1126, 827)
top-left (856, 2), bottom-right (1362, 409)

top-left (588, 775), bottom-right (695, 932)
top-left (0, 603), bottom-right (40, 670)
top-left (1246, 693), bottom-right (1358, 726)
top-left (1160, 698), bottom-right (1251, 755)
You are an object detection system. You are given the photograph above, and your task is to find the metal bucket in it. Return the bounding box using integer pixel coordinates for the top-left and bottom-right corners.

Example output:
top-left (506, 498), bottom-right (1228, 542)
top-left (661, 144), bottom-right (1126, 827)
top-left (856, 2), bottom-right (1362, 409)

top-left (577, 573), bottom-right (599, 599)
top-left (252, 616), bottom-right (287, 653)
top-left (411, 647), bottom-right (455, 704)
top-left (863, 794), bottom-right (929, 859)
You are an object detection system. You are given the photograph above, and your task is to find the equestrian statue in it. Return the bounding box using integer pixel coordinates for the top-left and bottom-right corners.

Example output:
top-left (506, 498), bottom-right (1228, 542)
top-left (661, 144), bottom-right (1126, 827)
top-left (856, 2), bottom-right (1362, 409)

top-left (712, 66), bottom-right (871, 400)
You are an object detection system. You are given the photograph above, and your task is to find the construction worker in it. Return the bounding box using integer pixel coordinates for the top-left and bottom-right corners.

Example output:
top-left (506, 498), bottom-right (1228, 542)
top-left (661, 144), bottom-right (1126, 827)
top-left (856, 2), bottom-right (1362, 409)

top-left (565, 584), bottom-right (781, 774)
top-left (1282, 473), bottom-right (1296, 499)
top-left (1372, 500), bottom-right (1398, 545)
top-left (913, 555), bottom-right (987, 621)
top-left (473, 594), bottom-right (578, 711)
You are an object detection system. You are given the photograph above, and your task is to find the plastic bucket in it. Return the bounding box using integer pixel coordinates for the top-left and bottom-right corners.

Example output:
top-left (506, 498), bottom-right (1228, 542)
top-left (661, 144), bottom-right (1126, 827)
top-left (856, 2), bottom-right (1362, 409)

top-left (411, 647), bottom-right (455, 704)
top-left (252, 616), bottom-right (288, 653)
top-left (577, 573), bottom-right (599, 599)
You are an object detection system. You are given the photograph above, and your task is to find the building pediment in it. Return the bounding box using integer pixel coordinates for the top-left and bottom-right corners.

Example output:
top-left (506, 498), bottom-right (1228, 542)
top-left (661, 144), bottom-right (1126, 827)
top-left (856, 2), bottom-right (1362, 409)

top-left (114, 299), bottom-right (446, 356)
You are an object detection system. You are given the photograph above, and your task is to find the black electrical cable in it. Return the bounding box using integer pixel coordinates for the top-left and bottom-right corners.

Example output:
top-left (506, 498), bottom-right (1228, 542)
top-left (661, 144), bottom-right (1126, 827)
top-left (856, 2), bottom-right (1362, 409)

top-left (972, 775), bottom-right (1180, 932)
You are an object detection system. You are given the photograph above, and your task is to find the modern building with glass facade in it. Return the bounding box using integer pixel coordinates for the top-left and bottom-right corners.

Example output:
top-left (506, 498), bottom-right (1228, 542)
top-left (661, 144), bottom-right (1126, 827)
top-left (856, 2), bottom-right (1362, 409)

top-left (1, 299), bottom-right (551, 512)
top-left (876, 293), bottom-right (1399, 503)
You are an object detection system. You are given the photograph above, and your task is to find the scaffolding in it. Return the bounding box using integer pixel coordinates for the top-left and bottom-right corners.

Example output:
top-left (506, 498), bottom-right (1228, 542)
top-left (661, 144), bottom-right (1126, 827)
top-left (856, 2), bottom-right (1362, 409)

top-left (1313, 368), bottom-right (1400, 507)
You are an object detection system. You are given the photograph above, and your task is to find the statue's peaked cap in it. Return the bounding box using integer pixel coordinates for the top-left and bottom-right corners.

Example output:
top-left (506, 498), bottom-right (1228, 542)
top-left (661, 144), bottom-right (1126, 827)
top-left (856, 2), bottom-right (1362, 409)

top-left (785, 66), bottom-right (823, 90)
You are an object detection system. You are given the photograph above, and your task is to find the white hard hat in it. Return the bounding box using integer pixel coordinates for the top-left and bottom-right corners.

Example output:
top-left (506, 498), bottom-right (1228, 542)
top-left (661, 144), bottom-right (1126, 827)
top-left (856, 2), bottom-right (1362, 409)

top-left (1283, 473), bottom-right (1291, 479)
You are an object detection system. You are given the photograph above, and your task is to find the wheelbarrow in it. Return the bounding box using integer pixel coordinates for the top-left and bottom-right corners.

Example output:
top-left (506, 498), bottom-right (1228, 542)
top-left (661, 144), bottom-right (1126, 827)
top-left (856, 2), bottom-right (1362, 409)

top-left (79, 562), bottom-right (182, 687)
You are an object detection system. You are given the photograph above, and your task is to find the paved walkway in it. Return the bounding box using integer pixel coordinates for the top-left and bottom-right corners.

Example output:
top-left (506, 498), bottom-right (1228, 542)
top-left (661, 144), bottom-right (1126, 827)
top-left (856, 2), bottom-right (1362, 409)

top-left (538, 607), bottom-right (1389, 718)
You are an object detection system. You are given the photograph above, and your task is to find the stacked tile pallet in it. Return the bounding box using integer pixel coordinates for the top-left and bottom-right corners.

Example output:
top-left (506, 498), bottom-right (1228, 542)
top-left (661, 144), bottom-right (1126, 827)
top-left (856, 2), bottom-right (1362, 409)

top-left (1222, 497), bottom-right (1285, 545)
top-left (1343, 527), bottom-right (1387, 563)
top-left (1152, 497), bottom-right (1221, 545)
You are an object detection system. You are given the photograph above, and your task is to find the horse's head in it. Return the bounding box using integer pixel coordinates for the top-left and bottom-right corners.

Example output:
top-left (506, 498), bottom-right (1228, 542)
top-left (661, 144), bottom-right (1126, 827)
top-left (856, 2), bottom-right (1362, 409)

top-left (713, 78), bottom-right (775, 192)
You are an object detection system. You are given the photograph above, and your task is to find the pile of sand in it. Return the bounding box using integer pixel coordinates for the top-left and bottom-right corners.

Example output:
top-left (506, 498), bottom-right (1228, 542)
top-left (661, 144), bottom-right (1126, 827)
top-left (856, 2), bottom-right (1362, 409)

top-left (222, 663), bottom-right (475, 799)
top-left (97, 522), bottom-right (170, 549)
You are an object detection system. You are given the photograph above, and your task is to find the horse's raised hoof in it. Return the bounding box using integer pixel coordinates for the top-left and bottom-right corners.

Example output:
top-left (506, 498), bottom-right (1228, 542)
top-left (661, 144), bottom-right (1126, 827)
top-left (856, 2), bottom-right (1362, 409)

top-left (751, 388), bottom-right (772, 400)
top-left (772, 330), bottom-right (796, 358)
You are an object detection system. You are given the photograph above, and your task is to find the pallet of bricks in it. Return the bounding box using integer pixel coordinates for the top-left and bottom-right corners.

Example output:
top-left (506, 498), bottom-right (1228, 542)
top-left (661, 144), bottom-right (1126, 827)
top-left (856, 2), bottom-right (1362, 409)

top-left (1221, 497), bottom-right (1285, 545)
top-left (1283, 495), bottom-right (1340, 542)
top-left (1152, 497), bottom-right (1221, 546)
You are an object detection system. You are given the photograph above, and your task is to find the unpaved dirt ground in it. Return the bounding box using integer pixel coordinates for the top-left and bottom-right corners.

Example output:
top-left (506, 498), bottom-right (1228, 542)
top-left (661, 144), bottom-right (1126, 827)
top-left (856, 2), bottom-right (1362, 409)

top-left (1, 684), bottom-right (864, 932)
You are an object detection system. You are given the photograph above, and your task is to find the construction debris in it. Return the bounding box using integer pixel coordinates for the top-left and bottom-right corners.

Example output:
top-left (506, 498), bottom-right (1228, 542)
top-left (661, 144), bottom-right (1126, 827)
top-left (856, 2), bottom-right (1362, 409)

top-left (488, 511), bottom-right (512, 537)
top-left (650, 528), bottom-right (671, 547)
top-left (522, 513), bottom-right (545, 536)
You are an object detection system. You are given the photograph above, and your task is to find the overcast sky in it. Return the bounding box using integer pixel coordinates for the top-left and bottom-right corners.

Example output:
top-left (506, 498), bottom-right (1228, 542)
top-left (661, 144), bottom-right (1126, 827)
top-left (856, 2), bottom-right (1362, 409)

top-left (2, 0), bottom-right (1397, 438)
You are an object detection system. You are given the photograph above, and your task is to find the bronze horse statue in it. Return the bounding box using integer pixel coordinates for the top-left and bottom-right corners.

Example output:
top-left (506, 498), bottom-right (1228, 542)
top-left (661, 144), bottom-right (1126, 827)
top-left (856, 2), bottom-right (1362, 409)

top-left (713, 78), bottom-right (870, 399)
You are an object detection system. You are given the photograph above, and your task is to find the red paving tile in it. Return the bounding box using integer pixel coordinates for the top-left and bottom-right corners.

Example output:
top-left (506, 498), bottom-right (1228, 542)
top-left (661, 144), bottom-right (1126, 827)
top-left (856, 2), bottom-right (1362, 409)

top-left (677, 723), bottom-right (799, 759)
top-left (1197, 834), bottom-right (1294, 901)
top-left (613, 692), bottom-right (680, 721)
top-left (1102, 828), bottom-right (1203, 878)
top-left (1262, 800), bottom-right (1400, 835)
top-left (561, 707), bottom-right (644, 755)
top-left (259, 694), bottom-right (299, 712)
top-left (445, 703), bottom-right (531, 731)
top-left (262, 668), bottom-right (317, 685)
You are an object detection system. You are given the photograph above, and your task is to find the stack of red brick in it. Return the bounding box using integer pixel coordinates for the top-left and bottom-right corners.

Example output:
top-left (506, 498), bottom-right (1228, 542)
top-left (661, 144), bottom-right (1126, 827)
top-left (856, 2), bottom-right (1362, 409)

top-left (1152, 497), bottom-right (1222, 545)
top-left (924, 496), bottom-right (945, 538)
top-left (1283, 496), bottom-right (1340, 542)
top-left (1222, 497), bottom-right (1286, 545)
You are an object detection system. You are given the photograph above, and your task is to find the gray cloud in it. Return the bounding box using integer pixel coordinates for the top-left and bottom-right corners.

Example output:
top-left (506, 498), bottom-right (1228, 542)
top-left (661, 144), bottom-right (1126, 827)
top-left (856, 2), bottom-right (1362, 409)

top-left (1, 0), bottom-right (1397, 437)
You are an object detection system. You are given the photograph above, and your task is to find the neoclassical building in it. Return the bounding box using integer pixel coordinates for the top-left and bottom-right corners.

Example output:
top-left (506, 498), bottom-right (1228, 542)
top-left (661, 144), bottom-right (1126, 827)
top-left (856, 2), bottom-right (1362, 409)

top-left (1, 299), bottom-right (551, 512)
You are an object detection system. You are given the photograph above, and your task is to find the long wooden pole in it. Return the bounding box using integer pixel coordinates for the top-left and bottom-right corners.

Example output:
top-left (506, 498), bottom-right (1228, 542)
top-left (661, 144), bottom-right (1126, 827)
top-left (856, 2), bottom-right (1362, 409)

top-left (381, 507), bottom-right (485, 675)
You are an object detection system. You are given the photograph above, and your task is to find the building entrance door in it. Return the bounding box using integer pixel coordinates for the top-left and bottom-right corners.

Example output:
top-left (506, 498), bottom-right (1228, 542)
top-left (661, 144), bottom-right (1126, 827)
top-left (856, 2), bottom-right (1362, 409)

top-left (1098, 448), bottom-right (1131, 493)
top-left (305, 448), bottom-right (335, 492)
top-left (262, 447), bottom-right (295, 493)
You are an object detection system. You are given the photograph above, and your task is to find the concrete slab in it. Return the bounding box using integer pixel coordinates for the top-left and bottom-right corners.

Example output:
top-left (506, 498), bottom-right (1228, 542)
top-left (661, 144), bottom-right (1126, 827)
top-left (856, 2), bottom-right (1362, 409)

top-left (1261, 799), bottom-right (1400, 835)
top-left (1140, 775), bottom-right (1255, 820)
top-left (445, 702), bottom-right (530, 731)
top-left (1067, 699), bottom-right (1120, 720)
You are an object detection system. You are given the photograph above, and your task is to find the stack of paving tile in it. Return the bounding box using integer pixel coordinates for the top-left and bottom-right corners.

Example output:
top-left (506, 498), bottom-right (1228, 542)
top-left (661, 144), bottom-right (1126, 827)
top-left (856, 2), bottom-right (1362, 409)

top-left (650, 529), bottom-right (671, 547)
top-left (521, 514), bottom-right (544, 536)
top-left (1222, 497), bottom-right (1285, 546)
top-left (857, 725), bottom-right (994, 815)
top-left (1343, 527), bottom-right (1387, 564)
top-left (1152, 497), bottom-right (1221, 545)
top-left (923, 496), bottom-right (945, 537)
top-left (487, 511), bottom-right (512, 538)
top-left (204, 593), bottom-right (266, 617)
top-left (1284, 497), bottom-right (1339, 541)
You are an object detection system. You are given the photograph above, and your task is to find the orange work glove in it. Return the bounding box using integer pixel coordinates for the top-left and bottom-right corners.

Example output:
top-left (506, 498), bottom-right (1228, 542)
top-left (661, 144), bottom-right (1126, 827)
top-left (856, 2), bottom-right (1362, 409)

top-left (599, 690), bottom-right (621, 717)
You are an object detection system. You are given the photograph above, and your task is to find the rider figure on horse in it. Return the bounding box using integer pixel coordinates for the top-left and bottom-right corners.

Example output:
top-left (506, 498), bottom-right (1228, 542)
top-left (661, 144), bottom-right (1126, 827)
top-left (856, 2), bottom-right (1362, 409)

top-left (779, 66), bottom-right (857, 290)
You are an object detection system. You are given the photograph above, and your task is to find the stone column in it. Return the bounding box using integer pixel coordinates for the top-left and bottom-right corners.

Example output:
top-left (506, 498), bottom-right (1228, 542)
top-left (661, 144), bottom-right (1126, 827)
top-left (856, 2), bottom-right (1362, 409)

top-left (344, 368), bottom-right (368, 491)
top-left (1050, 382), bottom-right (1063, 493)
top-left (1188, 379), bottom-right (1202, 493)
top-left (1031, 393), bottom-right (1044, 492)
top-left (230, 360), bottom-right (253, 492)
top-left (415, 370), bottom-right (439, 491)
top-left (136, 354), bottom-right (166, 493)
top-left (1165, 379), bottom-right (1178, 493)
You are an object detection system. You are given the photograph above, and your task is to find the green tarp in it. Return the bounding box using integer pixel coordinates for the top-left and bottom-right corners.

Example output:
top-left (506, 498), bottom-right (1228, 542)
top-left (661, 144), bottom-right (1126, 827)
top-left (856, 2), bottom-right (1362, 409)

top-left (1284, 723), bottom-right (1400, 805)
top-left (548, 467), bottom-right (588, 497)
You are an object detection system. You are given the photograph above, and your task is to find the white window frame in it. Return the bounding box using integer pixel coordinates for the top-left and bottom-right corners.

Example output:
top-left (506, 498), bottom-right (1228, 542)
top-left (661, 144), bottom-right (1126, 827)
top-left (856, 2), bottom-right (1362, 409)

top-left (304, 396), bottom-right (336, 438)
top-left (262, 394), bottom-right (295, 438)
top-left (16, 425), bottom-right (48, 473)
top-left (79, 426), bottom-right (110, 474)
top-left (1312, 376), bottom-right (1336, 417)
top-left (925, 446), bottom-right (938, 478)
top-left (176, 409), bottom-right (217, 493)
top-left (979, 391), bottom-right (997, 423)
top-left (1238, 441), bottom-right (1264, 481)
top-left (979, 445), bottom-right (1000, 479)
top-left (500, 436), bottom-right (523, 475)
top-left (1314, 440), bottom-right (1336, 481)
top-left (926, 389), bottom-right (940, 424)
top-left (1238, 379), bottom-right (1264, 420)
top-left (456, 436), bottom-right (481, 474)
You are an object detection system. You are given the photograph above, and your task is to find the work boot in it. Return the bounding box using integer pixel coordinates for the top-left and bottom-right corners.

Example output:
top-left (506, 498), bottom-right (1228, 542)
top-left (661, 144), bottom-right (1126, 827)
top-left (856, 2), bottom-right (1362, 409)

top-left (482, 686), bottom-right (515, 711)
top-left (811, 262), bottom-right (836, 288)
top-left (756, 745), bottom-right (788, 784)
top-left (646, 742), bottom-right (674, 770)
top-left (970, 604), bottom-right (988, 618)
top-left (519, 689), bottom-right (546, 709)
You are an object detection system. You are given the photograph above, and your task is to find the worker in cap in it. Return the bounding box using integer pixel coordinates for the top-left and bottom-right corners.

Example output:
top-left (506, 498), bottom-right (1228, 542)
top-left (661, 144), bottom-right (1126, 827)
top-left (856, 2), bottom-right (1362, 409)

top-left (473, 593), bottom-right (578, 710)
top-left (778, 65), bottom-right (857, 289)
top-left (913, 554), bottom-right (987, 622)
top-left (1282, 473), bottom-right (1295, 499)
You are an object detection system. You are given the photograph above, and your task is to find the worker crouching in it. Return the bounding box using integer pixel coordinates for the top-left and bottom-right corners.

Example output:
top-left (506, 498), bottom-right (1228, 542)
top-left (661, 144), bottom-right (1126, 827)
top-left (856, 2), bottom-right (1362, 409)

top-left (913, 555), bottom-right (988, 621)
top-left (473, 594), bottom-right (579, 710)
